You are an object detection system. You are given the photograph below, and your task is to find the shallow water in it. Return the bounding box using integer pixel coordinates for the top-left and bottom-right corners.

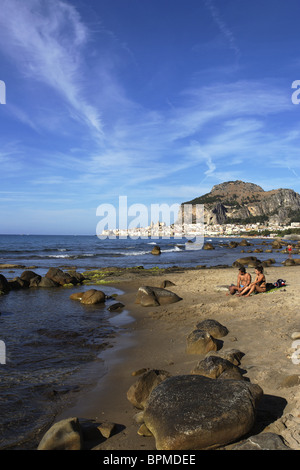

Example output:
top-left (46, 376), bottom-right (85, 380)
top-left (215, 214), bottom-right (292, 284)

top-left (0, 283), bottom-right (127, 449)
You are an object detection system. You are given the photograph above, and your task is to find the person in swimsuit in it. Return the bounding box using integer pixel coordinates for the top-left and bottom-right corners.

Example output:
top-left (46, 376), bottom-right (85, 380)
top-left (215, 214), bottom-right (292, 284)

top-left (227, 266), bottom-right (251, 295)
top-left (238, 265), bottom-right (266, 297)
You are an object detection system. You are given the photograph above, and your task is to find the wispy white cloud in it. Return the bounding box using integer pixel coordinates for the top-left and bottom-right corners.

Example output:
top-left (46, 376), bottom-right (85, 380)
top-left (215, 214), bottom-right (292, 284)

top-left (203, 0), bottom-right (241, 59)
top-left (43, 79), bottom-right (294, 199)
top-left (0, 0), bottom-right (103, 134)
top-left (4, 74), bottom-right (296, 205)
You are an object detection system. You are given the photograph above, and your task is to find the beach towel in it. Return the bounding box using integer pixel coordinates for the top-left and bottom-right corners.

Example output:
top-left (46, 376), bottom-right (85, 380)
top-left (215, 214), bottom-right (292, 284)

top-left (264, 279), bottom-right (286, 294)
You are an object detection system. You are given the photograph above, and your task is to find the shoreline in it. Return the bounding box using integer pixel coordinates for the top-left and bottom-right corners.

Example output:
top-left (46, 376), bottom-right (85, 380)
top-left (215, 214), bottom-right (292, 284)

top-left (50, 264), bottom-right (300, 450)
top-left (54, 277), bottom-right (164, 450)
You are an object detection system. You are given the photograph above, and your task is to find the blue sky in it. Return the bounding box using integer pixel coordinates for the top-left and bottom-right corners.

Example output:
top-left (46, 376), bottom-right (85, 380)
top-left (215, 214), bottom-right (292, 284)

top-left (1, 0), bottom-right (300, 234)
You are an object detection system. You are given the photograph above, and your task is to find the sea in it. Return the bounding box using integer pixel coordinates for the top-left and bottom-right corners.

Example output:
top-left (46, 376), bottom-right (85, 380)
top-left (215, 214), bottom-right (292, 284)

top-left (0, 234), bottom-right (291, 449)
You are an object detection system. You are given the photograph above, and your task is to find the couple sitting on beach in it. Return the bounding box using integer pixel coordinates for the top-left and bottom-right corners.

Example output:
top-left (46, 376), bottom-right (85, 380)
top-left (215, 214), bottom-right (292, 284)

top-left (228, 266), bottom-right (266, 297)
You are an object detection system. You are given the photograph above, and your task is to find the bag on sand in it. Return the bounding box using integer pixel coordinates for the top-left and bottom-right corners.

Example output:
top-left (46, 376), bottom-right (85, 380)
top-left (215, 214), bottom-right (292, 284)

top-left (273, 279), bottom-right (286, 288)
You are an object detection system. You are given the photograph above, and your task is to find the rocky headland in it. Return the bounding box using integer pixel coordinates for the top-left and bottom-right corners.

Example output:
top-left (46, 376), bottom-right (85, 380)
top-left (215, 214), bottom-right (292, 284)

top-left (181, 180), bottom-right (300, 226)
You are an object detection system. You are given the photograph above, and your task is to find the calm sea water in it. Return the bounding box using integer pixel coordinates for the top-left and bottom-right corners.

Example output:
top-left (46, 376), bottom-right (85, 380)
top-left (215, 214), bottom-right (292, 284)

top-left (0, 234), bottom-right (290, 449)
top-left (0, 234), bottom-right (290, 272)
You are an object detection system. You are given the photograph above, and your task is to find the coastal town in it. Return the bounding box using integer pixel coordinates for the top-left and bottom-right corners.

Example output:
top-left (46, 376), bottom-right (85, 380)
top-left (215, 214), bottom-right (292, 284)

top-left (100, 220), bottom-right (300, 239)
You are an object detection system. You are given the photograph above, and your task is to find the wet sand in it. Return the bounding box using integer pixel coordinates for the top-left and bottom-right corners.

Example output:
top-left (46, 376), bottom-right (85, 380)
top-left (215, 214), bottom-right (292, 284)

top-left (54, 265), bottom-right (300, 450)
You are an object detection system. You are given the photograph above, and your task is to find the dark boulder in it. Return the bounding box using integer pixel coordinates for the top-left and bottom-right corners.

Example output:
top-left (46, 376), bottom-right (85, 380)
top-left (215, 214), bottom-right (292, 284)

top-left (135, 286), bottom-right (182, 307)
top-left (144, 375), bottom-right (263, 450)
top-left (232, 432), bottom-right (291, 450)
top-left (195, 319), bottom-right (228, 339)
top-left (37, 417), bottom-right (84, 450)
top-left (233, 256), bottom-right (261, 267)
top-left (29, 275), bottom-right (42, 287)
top-left (160, 280), bottom-right (176, 288)
top-left (127, 369), bottom-right (171, 410)
top-left (203, 243), bottom-right (214, 250)
top-left (38, 277), bottom-right (60, 288)
top-left (229, 241), bottom-right (239, 248)
top-left (20, 270), bottom-right (40, 283)
top-left (0, 274), bottom-right (10, 293)
top-left (151, 246), bottom-right (161, 255)
top-left (239, 239), bottom-right (252, 246)
top-left (186, 329), bottom-right (218, 354)
top-left (191, 355), bottom-right (244, 380)
top-left (70, 271), bottom-right (85, 283)
top-left (80, 289), bottom-right (106, 305)
top-left (45, 267), bottom-right (78, 286)
top-left (8, 277), bottom-right (29, 290)
top-left (108, 302), bottom-right (125, 312)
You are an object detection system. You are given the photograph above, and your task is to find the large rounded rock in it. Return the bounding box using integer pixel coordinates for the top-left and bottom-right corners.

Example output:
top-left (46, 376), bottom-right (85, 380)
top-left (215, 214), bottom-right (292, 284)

top-left (143, 375), bottom-right (263, 450)
top-left (229, 241), bottom-right (239, 248)
top-left (209, 348), bottom-right (245, 366)
top-left (191, 355), bottom-right (244, 380)
top-left (45, 267), bottom-right (78, 286)
top-left (151, 246), bottom-right (161, 255)
top-left (127, 369), bottom-right (171, 410)
top-left (160, 280), bottom-right (176, 288)
top-left (69, 271), bottom-right (85, 283)
top-left (0, 274), bottom-right (10, 293)
top-left (37, 417), bottom-right (84, 450)
top-left (20, 270), bottom-right (41, 287)
top-left (239, 239), bottom-right (251, 246)
top-left (29, 275), bottom-right (42, 287)
top-left (203, 243), bottom-right (214, 250)
top-left (272, 240), bottom-right (282, 249)
top-left (186, 329), bottom-right (218, 354)
top-left (282, 259), bottom-right (295, 266)
top-left (233, 256), bottom-right (261, 267)
top-left (232, 432), bottom-right (291, 450)
top-left (38, 277), bottom-right (59, 288)
top-left (20, 270), bottom-right (40, 283)
top-left (8, 277), bottom-right (29, 289)
top-left (80, 289), bottom-right (106, 305)
top-left (195, 319), bottom-right (228, 339)
top-left (135, 286), bottom-right (182, 307)
top-left (70, 292), bottom-right (84, 301)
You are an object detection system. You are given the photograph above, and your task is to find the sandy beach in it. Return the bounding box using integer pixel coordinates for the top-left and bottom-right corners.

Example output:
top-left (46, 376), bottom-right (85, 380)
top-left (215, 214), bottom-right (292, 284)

top-left (54, 264), bottom-right (300, 451)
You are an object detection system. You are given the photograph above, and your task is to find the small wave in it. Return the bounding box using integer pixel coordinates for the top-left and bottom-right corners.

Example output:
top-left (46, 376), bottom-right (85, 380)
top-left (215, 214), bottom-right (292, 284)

top-left (161, 247), bottom-right (182, 253)
top-left (48, 253), bottom-right (95, 259)
top-left (48, 254), bottom-right (71, 259)
top-left (105, 246), bottom-right (183, 257)
top-left (185, 243), bottom-right (204, 251)
top-left (0, 247), bottom-right (70, 254)
top-left (116, 250), bottom-right (149, 256)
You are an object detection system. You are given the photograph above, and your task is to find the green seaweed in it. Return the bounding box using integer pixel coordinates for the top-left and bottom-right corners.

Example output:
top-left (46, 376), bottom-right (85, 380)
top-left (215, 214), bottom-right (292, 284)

top-left (82, 268), bottom-right (123, 285)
